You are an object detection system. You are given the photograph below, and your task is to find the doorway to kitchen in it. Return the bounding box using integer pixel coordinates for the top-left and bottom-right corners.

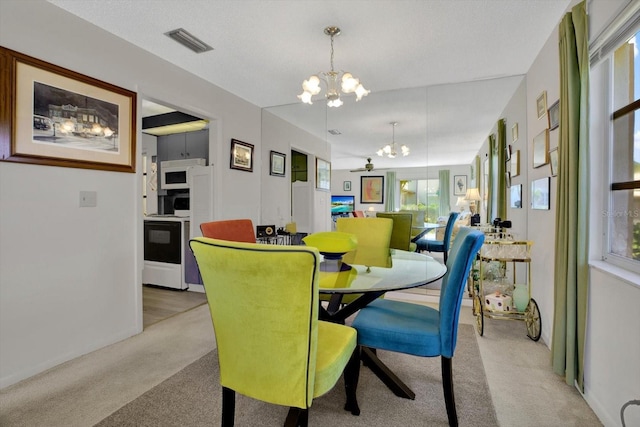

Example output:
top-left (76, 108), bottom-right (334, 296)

top-left (140, 98), bottom-right (214, 328)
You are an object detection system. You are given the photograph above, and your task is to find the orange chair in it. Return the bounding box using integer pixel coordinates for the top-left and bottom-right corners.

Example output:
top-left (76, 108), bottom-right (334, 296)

top-left (200, 219), bottom-right (256, 243)
top-left (353, 211), bottom-right (365, 218)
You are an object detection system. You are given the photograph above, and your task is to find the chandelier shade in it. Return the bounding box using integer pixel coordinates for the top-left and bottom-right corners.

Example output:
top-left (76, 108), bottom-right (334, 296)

top-left (377, 122), bottom-right (410, 158)
top-left (298, 26), bottom-right (369, 107)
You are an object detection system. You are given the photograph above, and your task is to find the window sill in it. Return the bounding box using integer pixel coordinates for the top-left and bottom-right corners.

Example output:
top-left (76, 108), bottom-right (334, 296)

top-left (589, 260), bottom-right (640, 290)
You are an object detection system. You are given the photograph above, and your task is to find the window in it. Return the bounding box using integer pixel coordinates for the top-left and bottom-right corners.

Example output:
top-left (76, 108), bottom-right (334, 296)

top-left (607, 27), bottom-right (640, 267)
top-left (400, 179), bottom-right (439, 222)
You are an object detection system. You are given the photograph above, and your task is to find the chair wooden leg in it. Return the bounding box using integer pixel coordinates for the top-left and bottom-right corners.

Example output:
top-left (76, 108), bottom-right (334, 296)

top-left (221, 386), bottom-right (235, 427)
top-left (441, 357), bottom-right (458, 427)
top-left (343, 346), bottom-right (361, 415)
top-left (284, 407), bottom-right (308, 427)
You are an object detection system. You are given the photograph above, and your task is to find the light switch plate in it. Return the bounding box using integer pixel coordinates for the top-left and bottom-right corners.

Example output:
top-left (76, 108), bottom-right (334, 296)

top-left (79, 191), bottom-right (97, 207)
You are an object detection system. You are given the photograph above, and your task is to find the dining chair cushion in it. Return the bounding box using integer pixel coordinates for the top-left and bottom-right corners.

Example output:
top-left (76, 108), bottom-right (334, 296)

top-left (315, 321), bottom-right (357, 396)
top-left (376, 212), bottom-right (415, 252)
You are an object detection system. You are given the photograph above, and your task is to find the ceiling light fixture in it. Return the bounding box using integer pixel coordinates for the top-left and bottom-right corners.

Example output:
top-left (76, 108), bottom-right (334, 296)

top-left (377, 122), bottom-right (409, 158)
top-left (298, 26), bottom-right (370, 107)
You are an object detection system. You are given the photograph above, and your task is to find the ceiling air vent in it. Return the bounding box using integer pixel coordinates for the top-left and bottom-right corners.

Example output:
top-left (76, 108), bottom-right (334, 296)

top-left (165, 28), bottom-right (213, 53)
top-left (328, 129), bottom-right (341, 135)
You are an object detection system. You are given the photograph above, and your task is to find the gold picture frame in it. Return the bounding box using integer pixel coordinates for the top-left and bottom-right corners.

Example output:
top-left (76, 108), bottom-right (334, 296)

top-left (532, 130), bottom-right (549, 168)
top-left (549, 147), bottom-right (559, 177)
top-left (0, 47), bottom-right (136, 172)
top-left (536, 91), bottom-right (547, 119)
top-left (511, 149), bottom-right (520, 177)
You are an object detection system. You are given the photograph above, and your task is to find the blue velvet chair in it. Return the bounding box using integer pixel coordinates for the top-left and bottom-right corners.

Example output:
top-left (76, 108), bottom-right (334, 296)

top-left (351, 228), bottom-right (485, 427)
top-left (416, 211), bottom-right (459, 263)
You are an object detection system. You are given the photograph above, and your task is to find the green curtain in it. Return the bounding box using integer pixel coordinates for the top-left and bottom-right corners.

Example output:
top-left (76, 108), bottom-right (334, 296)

top-left (385, 171), bottom-right (397, 211)
top-left (486, 134), bottom-right (495, 222)
top-left (496, 119), bottom-right (507, 219)
top-left (552, 1), bottom-right (589, 392)
top-left (438, 169), bottom-right (450, 216)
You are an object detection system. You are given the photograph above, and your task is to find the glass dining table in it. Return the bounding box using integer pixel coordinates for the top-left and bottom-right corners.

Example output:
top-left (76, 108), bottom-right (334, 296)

top-left (317, 248), bottom-right (447, 399)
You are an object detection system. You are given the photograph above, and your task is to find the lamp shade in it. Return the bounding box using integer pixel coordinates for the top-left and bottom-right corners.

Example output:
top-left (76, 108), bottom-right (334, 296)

top-left (465, 188), bottom-right (481, 201)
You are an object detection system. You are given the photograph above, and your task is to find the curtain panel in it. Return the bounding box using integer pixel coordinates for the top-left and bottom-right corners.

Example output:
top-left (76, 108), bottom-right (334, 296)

top-left (438, 169), bottom-right (450, 217)
top-left (552, 0), bottom-right (589, 392)
top-left (497, 119), bottom-right (507, 219)
top-left (487, 134), bottom-right (496, 222)
top-left (385, 171), bottom-right (397, 211)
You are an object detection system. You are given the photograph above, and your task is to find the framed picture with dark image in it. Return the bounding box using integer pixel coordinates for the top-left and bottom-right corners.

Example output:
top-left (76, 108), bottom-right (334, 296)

top-left (269, 150), bottom-right (286, 176)
top-left (230, 139), bottom-right (254, 172)
top-left (0, 46), bottom-right (136, 172)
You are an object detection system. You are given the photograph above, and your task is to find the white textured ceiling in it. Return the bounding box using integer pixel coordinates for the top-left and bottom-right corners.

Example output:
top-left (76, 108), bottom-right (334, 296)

top-left (47, 0), bottom-right (571, 170)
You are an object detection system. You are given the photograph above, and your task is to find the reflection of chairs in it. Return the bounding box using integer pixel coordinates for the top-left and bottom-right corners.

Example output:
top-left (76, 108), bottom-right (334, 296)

top-left (189, 238), bottom-right (361, 425)
top-left (416, 212), bottom-right (459, 263)
top-left (200, 219), bottom-right (255, 243)
top-left (336, 217), bottom-right (393, 268)
top-left (353, 210), bottom-right (366, 218)
top-left (376, 212), bottom-right (417, 252)
top-left (351, 228), bottom-right (485, 427)
top-left (399, 210), bottom-right (426, 241)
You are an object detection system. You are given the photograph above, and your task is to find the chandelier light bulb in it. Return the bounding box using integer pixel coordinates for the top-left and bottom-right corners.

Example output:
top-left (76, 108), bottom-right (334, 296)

top-left (298, 26), bottom-right (368, 107)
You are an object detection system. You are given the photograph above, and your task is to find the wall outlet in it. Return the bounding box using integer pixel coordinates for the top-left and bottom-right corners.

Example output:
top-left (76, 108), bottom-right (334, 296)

top-left (79, 191), bottom-right (97, 207)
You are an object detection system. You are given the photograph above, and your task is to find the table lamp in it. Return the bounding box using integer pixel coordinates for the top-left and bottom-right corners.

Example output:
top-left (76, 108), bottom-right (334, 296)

top-left (465, 188), bottom-right (481, 215)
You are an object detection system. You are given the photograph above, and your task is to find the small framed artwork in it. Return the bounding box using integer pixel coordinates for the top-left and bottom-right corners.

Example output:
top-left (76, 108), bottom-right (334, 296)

top-left (230, 139), bottom-right (254, 172)
top-left (532, 129), bottom-right (549, 168)
top-left (548, 100), bottom-right (560, 130)
top-left (315, 157), bottom-right (331, 191)
top-left (454, 175), bottom-right (468, 196)
top-left (510, 184), bottom-right (522, 209)
top-left (536, 91), bottom-right (547, 119)
top-left (506, 144), bottom-right (512, 161)
top-left (0, 47), bottom-right (136, 172)
top-left (511, 150), bottom-right (520, 177)
top-left (361, 175), bottom-right (384, 204)
top-left (549, 148), bottom-right (559, 177)
top-left (343, 181), bottom-right (352, 191)
top-left (505, 172), bottom-right (511, 188)
top-left (531, 177), bottom-right (550, 210)
top-left (269, 150), bottom-right (286, 177)
top-left (512, 123), bottom-right (519, 142)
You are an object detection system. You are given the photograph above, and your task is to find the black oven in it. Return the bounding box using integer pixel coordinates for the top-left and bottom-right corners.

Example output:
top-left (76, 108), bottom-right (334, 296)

top-left (144, 220), bottom-right (182, 264)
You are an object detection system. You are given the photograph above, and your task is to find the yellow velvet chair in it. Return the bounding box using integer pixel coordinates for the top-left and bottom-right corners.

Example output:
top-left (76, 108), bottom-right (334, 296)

top-left (335, 217), bottom-right (393, 268)
top-left (375, 212), bottom-right (417, 252)
top-left (189, 237), bottom-right (360, 426)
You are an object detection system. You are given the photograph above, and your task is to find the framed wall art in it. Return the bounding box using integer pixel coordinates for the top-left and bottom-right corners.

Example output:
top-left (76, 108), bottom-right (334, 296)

top-left (0, 46), bottom-right (136, 172)
top-left (549, 147), bottom-right (559, 177)
top-left (532, 129), bottom-right (549, 168)
top-left (531, 177), bottom-right (550, 210)
top-left (454, 175), bottom-right (467, 196)
top-left (269, 150), bottom-right (286, 177)
top-left (510, 184), bottom-right (522, 209)
top-left (548, 100), bottom-right (560, 130)
top-left (511, 149), bottom-right (520, 177)
top-left (536, 90), bottom-right (547, 119)
top-left (315, 157), bottom-right (331, 191)
top-left (343, 181), bottom-right (351, 191)
top-left (361, 175), bottom-right (384, 204)
top-left (230, 139), bottom-right (254, 172)
top-left (512, 123), bottom-right (519, 142)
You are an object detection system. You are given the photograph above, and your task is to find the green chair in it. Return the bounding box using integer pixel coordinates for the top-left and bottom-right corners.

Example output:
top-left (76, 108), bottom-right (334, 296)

top-left (376, 212), bottom-right (417, 252)
top-left (190, 237), bottom-right (360, 426)
top-left (335, 217), bottom-right (393, 268)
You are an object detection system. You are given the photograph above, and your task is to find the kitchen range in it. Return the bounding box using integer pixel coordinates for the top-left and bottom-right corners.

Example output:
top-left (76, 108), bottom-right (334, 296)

top-left (143, 159), bottom-right (213, 291)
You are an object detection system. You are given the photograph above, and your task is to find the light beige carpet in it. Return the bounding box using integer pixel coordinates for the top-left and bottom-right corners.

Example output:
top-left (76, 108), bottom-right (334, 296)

top-left (95, 325), bottom-right (497, 426)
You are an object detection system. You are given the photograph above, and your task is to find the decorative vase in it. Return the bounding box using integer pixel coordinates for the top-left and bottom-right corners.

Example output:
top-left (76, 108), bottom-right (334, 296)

top-left (513, 284), bottom-right (529, 312)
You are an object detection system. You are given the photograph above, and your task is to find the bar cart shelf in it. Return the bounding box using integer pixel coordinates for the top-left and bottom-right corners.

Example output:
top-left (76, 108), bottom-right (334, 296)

top-left (471, 239), bottom-right (541, 341)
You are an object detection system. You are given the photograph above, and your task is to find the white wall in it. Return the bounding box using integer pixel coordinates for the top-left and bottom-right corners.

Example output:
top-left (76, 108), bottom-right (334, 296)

top-left (0, 0), bottom-right (262, 387)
